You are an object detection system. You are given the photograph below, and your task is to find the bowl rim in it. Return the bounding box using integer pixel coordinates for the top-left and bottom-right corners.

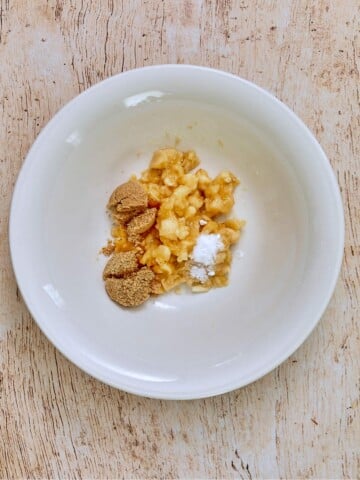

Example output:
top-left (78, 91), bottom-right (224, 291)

top-left (9, 64), bottom-right (345, 399)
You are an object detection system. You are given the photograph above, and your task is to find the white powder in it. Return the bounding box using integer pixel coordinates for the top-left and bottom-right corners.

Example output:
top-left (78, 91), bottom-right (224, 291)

top-left (192, 233), bottom-right (224, 266)
top-left (190, 265), bottom-right (208, 283)
top-left (190, 234), bottom-right (224, 283)
top-left (199, 219), bottom-right (207, 226)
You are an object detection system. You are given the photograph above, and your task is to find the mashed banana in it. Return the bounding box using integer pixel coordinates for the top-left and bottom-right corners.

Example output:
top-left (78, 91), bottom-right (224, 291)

top-left (102, 148), bottom-right (244, 307)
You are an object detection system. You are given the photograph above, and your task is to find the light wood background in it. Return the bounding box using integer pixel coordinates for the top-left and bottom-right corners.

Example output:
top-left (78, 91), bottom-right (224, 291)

top-left (1, 1), bottom-right (359, 478)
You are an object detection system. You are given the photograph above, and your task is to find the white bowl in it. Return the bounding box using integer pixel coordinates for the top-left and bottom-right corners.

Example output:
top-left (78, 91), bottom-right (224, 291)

top-left (10, 65), bottom-right (344, 399)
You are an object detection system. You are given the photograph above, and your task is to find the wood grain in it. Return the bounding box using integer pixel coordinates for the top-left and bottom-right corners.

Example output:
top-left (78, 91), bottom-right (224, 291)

top-left (0, 1), bottom-right (359, 478)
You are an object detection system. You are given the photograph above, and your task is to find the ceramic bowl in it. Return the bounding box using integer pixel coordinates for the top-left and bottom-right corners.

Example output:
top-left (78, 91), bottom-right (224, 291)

top-left (10, 65), bottom-right (344, 399)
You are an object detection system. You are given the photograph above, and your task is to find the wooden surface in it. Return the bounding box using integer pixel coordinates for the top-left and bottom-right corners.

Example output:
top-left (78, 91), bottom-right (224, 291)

top-left (1, 1), bottom-right (359, 478)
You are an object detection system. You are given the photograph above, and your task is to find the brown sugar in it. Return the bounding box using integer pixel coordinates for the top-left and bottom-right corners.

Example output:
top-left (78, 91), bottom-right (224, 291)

top-left (103, 181), bottom-right (157, 307)
top-left (103, 251), bottom-right (139, 280)
top-left (107, 180), bottom-right (148, 224)
top-left (105, 267), bottom-right (155, 307)
top-left (127, 208), bottom-right (157, 241)
top-left (101, 240), bottom-right (115, 256)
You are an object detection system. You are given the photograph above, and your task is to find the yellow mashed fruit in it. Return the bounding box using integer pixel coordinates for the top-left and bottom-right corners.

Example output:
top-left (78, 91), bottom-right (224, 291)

top-left (102, 148), bottom-right (245, 307)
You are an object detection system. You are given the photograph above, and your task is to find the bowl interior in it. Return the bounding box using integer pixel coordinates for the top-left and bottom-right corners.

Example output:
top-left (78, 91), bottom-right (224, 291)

top-left (10, 67), bottom-right (343, 398)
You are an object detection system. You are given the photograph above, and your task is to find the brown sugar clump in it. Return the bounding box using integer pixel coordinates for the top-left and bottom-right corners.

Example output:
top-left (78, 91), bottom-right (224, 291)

top-left (107, 180), bottom-right (148, 224)
top-left (150, 278), bottom-right (163, 295)
top-left (105, 267), bottom-right (155, 307)
top-left (101, 240), bottom-right (115, 256)
top-left (103, 181), bottom-right (157, 307)
top-left (127, 208), bottom-right (157, 241)
top-left (103, 251), bottom-right (139, 280)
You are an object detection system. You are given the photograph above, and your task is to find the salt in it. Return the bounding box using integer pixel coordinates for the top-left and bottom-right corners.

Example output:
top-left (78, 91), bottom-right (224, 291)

top-left (190, 265), bottom-right (208, 283)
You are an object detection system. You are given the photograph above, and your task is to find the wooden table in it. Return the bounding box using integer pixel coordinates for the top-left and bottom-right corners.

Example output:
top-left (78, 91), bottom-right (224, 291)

top-left (1, 1), bottom-right (359, 478)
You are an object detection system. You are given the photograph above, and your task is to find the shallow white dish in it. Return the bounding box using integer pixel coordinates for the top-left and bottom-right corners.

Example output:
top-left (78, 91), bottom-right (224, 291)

top-left (10, 65), bottom-right (344, 399)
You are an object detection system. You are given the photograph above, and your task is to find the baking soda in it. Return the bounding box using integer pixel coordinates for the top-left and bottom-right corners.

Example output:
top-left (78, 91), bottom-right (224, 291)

top-left (190, 234), bottom-right (224, 283)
